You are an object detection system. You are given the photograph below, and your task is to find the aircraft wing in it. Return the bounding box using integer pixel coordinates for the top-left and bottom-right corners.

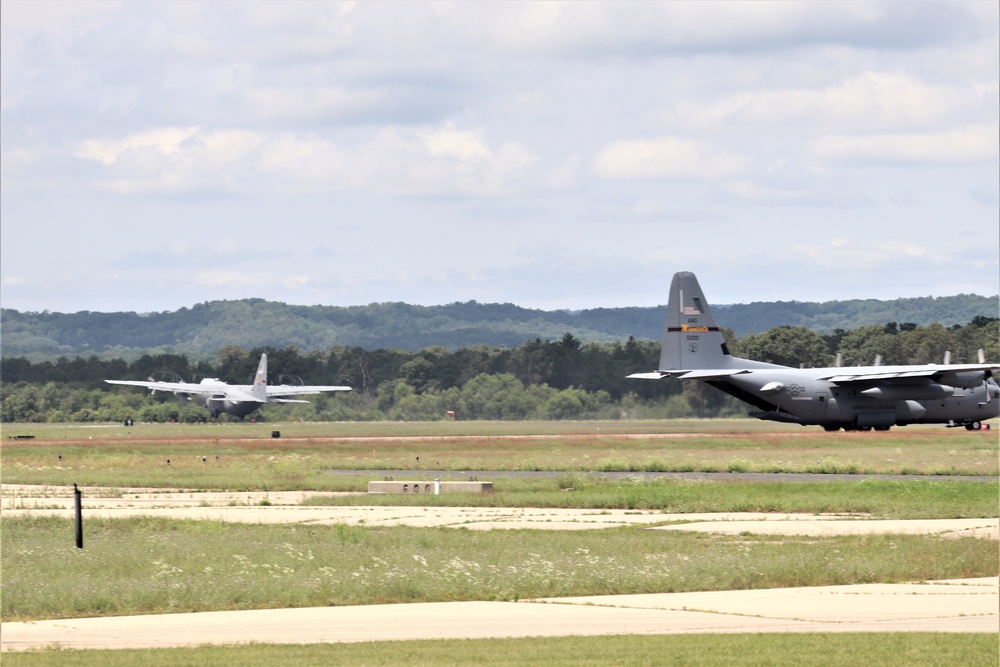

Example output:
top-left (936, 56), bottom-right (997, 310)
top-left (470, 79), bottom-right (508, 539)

top-left (818, 363), bottom-right (999, 384)
top-left (628, 369), bottom-right (752, 380)
top-left (266, 385), bottom-right (352, 397)
top-left (106, 379), bottom-right (206, 393)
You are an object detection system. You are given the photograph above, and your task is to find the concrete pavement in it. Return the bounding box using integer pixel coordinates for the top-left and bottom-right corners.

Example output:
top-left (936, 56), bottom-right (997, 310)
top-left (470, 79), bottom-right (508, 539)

top-left (2, 578), bottom-right (996, 651)
top-left (4, 485), bottom-right (997, 536)
top-left (2, 484), bottom-right (997, 651)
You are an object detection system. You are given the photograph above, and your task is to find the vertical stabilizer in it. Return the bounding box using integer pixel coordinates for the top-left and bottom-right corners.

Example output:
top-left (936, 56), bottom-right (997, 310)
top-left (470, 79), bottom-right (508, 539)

top-left (659, 272), bottom-right (733, 370)
top-left (251, 353), bottom-right (268, 401)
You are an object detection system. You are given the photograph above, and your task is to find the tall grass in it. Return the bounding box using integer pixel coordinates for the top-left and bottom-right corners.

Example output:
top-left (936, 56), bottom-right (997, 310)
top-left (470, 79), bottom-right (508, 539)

top-left (3, 515), bottom-right (996, 622)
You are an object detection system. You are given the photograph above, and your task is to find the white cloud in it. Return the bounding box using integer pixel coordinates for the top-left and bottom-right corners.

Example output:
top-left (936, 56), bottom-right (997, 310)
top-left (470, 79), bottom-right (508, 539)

top-left (368, 125), bottom-right (540, 196)
top-left (811, 124), bottom-right (1000, 165)
top-left (700, 72), bottom-right (984, 131)
top-left (791, 238), bottom-right (934, 270)
top-left (76, 127), bottom-right (200, 165)
top-left (196, 270), bottom-right (271, 288)
top-left (486, 1), bottom-right (990, 58)
top-left (69, 122), bottom-right (540, 197)
top-left (420, 124), bottom-right (491, 161)
top-left (197, 130), bottom-right (263, 163)
top-left (593, 137), bottom-right (748, 181)
top-left (2, 2), bottom-right (997, 313)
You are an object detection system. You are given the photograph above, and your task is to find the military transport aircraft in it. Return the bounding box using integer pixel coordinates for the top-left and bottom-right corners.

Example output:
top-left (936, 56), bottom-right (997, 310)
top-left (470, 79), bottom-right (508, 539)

top-left (629, 272), bottom-right (1000, 431)
top-left (107, 353), bottom-right (351, 419)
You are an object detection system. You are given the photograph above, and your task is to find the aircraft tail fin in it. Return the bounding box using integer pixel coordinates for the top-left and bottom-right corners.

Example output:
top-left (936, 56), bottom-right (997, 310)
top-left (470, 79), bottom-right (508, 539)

top-left (251, 353), bottom-right (268, 401)
top-left (659, 271), bottom-right (735, 370)
top-left (657, 271), bottom-right (783, 372)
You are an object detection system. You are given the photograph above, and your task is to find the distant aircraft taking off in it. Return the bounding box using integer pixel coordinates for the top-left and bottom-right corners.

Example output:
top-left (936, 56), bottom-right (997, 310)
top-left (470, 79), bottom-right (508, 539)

top-left (107, 353), bottom-right (351, 419)
top-left (629, 272), bottom-right (1000, 431)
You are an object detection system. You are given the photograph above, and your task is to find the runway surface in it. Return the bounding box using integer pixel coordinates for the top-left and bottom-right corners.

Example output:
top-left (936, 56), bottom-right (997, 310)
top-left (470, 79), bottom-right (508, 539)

top-left (4, 485), bottom-right (998, 537)
top-left (3, 578), bottom-right (997, 651)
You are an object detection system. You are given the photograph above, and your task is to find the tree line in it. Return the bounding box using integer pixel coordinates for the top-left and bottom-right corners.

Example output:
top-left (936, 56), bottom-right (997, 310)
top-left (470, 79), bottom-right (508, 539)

top-left (2, 292), bottom-right (994, 359)
top-left (1, 317), bottom-right (996, 424)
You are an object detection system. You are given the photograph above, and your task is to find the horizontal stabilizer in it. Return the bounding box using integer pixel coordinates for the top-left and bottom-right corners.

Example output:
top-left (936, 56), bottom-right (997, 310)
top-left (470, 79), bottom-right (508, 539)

top-left (628, 369), bottom-right (751, 380)
top-left (266, 385), bottom-right (352, 396)
top-left (678, 369), bottom-right (752, 380)
top-left (227, 390), bottom-right (266, 403)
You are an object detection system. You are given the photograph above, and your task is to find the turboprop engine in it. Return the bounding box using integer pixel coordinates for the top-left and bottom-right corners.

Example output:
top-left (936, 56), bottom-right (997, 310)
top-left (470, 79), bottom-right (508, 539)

top-left (860, 384), bottom-right (954, 401)
top-left (937, 370), bottom-right (987, 389)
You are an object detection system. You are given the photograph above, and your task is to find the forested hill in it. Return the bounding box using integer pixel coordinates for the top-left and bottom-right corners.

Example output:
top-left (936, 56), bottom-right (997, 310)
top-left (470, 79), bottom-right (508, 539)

top-left (2, 293), bottom-right (995, 360)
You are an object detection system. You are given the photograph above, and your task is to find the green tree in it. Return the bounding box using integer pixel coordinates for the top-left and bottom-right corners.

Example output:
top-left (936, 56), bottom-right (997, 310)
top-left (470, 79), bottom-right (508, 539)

top-left (734, 326), bottom-right (832, 368)
top-left (835, 325), bottom-right (897, 366)
top-left (460, 373), bottom-right (537, 420)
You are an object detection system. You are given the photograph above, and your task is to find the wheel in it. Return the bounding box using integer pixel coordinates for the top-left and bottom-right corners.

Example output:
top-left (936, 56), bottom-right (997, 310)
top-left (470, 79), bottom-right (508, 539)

top-left (965, 421), bottom-right (982, 431)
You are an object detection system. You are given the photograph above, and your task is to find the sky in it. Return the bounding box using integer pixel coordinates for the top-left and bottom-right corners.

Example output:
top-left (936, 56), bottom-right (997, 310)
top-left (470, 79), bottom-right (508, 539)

top-left (2, 1), bottom-right (998, 315)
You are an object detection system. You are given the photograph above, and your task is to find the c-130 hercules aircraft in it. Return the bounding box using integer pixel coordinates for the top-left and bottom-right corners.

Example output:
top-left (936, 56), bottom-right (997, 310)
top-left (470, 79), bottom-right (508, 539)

top-left (107, 353), bottom-right (351, 419)
top-left (629, 272), bottom-right (999, 431)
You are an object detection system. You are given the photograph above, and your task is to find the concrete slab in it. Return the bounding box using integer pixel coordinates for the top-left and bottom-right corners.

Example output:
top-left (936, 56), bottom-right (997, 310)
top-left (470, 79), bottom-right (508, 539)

top-left (4, 485), bottom-right (998, 537)
top-left (541, 578), bottom-right (1000, 623)
top-left (3, 578), bottom-right (996, 651)
top-left (653, 518), bottom-right (1000, 540)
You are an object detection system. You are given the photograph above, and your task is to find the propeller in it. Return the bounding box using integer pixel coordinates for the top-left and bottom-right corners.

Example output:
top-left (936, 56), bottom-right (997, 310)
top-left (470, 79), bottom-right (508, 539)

top-left (148, 370), bottom-right (183, 383)
top-left (276, 374), bottom-right (303, 387)
top-left (978, 349), bottom-right (993, 404)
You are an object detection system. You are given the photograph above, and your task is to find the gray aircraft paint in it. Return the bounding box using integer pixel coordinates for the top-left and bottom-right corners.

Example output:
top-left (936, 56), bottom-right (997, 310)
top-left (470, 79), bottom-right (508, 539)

top-left (107, 353), bottom-right (350, 419)
top-left (631, 272), bottom-right (1000, 431)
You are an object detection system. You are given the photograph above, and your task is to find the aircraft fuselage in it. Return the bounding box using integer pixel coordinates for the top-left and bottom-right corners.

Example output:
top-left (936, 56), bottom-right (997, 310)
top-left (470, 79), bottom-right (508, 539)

top-left (630, 271), bottom-right (999, 432)
top-left (106, 353), bottom-right (351, 420)
top-left (715, 367), bottom-right (1000, 430)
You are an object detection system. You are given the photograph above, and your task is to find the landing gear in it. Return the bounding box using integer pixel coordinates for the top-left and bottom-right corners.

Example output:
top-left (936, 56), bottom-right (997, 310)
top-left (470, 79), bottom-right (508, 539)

top-left (837, 424), bottom-right (891, 432)
top-left (965, 421), bottom-right (982, 431)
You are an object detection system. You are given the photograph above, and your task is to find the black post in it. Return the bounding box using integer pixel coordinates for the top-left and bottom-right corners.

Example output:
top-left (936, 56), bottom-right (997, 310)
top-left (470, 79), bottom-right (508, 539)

top-left (74, 483), bottom-right (83, 550)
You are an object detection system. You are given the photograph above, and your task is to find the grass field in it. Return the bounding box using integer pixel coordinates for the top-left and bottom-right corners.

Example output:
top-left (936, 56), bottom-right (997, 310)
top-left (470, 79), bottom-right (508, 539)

top-left (2, 420), bottom-right (996, 492)
top-left (3, 633), bottom-right (997, 667)
top-left (2, 420), bottom-right (997, 665)
top-left (4, 515), bottom-right (996, 621)
top-left (3, 418), bottom-right (813, 439)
